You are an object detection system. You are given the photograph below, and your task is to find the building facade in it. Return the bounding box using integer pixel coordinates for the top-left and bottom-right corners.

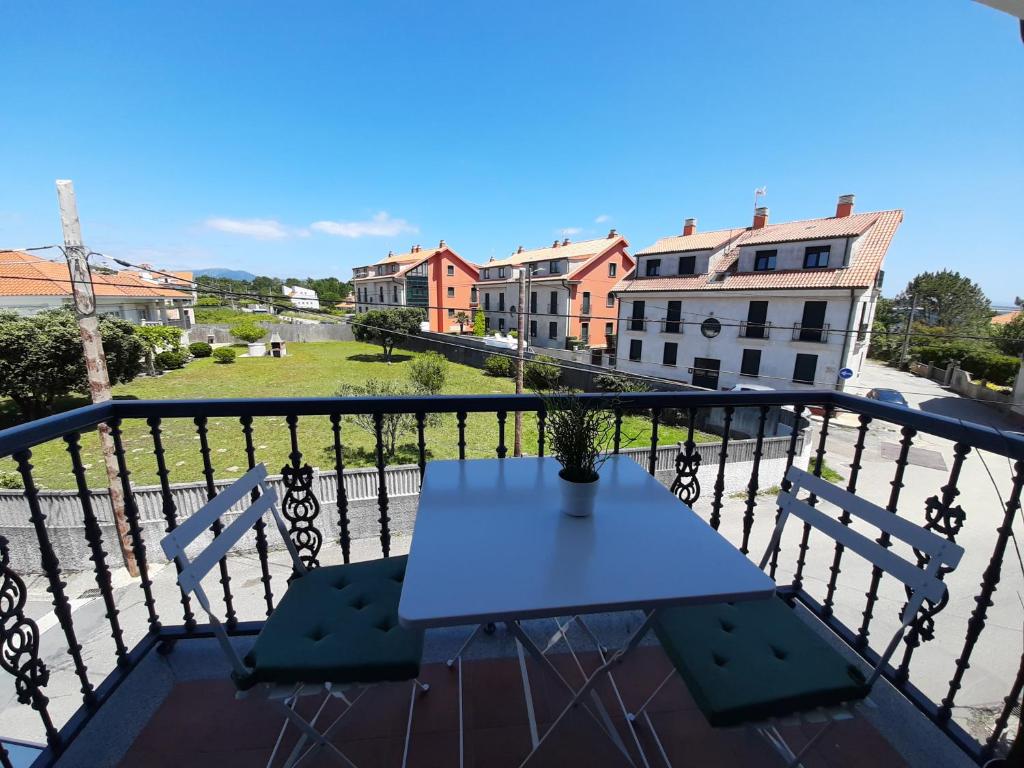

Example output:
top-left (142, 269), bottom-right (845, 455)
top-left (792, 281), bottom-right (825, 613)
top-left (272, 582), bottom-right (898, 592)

top-left (612, 196), bottom-right (902, 390)
top-left (281, 284), bottom-right (321, 310)
top-left (352, 242), bottom-right (479, 333)
top-left (475, 231), bottom-right (633, 350)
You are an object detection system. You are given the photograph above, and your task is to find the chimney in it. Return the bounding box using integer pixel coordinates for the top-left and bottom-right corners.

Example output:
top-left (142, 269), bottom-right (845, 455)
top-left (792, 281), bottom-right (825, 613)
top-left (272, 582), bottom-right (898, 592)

top-left (835, 194), bottom-right (855, 218)
top-left (438, 239), bottom-right (446, 248)
top-left (753, 207), bottom-right (769, 229)
top-left (562, 237), bottom-right (570, 246)
top-left (552, 239), bottom-right (560, 248)
top-left (517, 245), bottom-right (524, 253)
top-left (387, 250), bottom-right (394, 258)
top-left (683, 218), bottom-right (697, 236)
top-left (607, 228), bottom-right (617, 238)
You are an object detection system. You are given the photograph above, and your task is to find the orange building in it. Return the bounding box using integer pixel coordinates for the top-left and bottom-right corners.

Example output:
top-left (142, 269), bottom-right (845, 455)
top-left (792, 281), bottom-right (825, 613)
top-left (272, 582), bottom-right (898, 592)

top-left (352, 241), bottom-right (480, 333)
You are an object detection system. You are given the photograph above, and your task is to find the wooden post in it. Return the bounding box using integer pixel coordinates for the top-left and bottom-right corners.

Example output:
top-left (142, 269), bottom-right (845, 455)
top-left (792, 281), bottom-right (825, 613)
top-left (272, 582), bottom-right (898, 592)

top-left (513, 266), bottom-right (527, 457)
top-left (55, 180), bottom-right (138, 576)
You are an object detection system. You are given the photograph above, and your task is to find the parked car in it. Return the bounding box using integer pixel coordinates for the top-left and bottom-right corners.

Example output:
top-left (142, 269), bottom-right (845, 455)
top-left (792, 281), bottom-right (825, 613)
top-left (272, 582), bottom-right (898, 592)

top-left (865, 388), bottom-right (909, 407)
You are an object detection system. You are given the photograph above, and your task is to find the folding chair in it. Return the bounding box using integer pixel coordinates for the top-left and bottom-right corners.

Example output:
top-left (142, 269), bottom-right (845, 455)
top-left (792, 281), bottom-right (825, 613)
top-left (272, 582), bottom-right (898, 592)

top-left (161, 464), bottom-right (429, 768)
top-left (629, 466), bottom-right (964, 768)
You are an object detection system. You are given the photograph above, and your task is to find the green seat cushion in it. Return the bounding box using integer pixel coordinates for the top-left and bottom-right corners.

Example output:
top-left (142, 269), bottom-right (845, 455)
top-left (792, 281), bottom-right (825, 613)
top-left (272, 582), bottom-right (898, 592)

top-left (653, 596), bottom-right (868, 727)
top-left (238, 556), bottom-right (423, 690)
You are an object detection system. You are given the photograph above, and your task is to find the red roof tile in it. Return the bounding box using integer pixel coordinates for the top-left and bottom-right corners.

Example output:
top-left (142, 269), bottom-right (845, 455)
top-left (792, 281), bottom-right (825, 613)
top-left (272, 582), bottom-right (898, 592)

top-left (0, 251), bottom-right (190, 298)
top-left (636, 229), bottom-right (745, 255)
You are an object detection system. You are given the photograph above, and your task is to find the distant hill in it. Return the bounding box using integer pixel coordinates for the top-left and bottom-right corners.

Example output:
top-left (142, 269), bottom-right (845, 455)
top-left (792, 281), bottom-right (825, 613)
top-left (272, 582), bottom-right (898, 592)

top-left (194, 268), bottom-right (257, 281)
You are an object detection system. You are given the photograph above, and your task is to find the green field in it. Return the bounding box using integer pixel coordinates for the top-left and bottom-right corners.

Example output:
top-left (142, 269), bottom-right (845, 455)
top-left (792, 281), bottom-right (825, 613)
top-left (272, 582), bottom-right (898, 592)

top-left (0, 341), bottom-right (713, 490)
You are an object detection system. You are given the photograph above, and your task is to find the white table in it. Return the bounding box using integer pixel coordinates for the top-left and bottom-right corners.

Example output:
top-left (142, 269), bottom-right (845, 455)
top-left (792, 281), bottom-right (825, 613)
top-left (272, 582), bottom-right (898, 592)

top-left (399, 456), bottom-right (776, 766)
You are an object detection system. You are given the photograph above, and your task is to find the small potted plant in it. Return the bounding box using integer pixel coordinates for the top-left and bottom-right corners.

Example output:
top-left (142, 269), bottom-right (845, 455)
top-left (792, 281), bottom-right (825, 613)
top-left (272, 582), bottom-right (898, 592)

top-left (545, 394), bottom-right (617, 517)
top-left (230, 321), bottom-right (268, 357)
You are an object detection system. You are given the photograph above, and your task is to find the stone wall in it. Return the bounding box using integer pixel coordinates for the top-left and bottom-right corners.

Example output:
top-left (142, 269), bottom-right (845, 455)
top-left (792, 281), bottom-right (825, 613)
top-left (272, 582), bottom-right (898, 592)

top-left (189, 322), bottom-right (355, 344)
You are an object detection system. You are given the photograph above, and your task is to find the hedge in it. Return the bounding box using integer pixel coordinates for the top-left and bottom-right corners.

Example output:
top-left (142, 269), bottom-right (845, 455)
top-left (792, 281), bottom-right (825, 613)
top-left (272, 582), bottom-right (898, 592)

top-left (915, 344), bottom-right (1020, 386)
top-left (154, 349), bottom-right (188, 370)
top-left (188, 341), bottom-right (213, 358)
top-left (212, 347), bottom-right (237, 364)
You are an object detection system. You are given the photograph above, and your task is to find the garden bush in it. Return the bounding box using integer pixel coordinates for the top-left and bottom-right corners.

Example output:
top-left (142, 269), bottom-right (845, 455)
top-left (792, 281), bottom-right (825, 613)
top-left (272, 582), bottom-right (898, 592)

top-left (230, 322), bottom-right (267, 344)
top-left (212, 347), bottom-right (237, 364)
top-left (524, 355), bottom-right (560, 391)
top-left (188, 341), bottom-right (213, 358)
top-left (915, 344), bottom-right (1020, 385)
top-left (196, 296), bottom-right (222, 306)
top-left (0, 470), bottom-right (23, 489)
top-left (408, 351), bottom-right (448, 394)
top-left (154, 350), bottom-right (188, 370)
top-left (483, 354), bottom-right (513, 377)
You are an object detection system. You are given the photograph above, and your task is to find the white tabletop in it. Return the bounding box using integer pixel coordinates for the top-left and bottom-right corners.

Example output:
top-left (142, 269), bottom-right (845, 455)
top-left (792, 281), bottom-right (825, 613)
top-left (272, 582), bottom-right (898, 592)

top-left (399, 456), bottom-right (775, 629)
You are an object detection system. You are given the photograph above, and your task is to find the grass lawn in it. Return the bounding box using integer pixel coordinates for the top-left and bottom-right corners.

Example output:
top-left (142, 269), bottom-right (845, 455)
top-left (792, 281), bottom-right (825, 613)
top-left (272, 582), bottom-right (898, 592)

top-left (0, 341), bottom-right (714, 490)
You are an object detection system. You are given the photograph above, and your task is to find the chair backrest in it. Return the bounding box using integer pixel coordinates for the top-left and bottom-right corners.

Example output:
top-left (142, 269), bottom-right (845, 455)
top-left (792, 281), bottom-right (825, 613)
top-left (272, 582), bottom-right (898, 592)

top-left (764, 466), bottom-right (964, 686)
top-left (160, 464), bottom-right (305, 677)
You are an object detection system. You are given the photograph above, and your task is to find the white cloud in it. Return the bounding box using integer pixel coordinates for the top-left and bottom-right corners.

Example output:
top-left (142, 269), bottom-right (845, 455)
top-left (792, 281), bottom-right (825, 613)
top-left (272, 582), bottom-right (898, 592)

top-left (205, 217), bottom-right (289, 240)
top-left (311, 211), bottom-right (417, 238)
top-left (558, 226), bottom-right (582, 237)
top-left (594, 214), bottom-right (610, 224)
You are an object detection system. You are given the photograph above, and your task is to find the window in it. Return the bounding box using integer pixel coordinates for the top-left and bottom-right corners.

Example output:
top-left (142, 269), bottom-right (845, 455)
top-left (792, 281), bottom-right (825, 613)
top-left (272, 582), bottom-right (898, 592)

top-left (605, 322), bottom-right (613, 336)
top-left (629, 339), bottom-right (642, 361)
top-left (549, 291), bottom-right (558, 314)
top-left (582, 291), bottom-right (591, 314)
top-left (664, 300), bottom-right (681, 333)
top-left (857, 303), bottom-right (868, 341)
top-left (448, 308), bottom-right (456, 317)
top-left (678, 255), bottom-right (696, 275)
top-left (645, 259), bottom-right (662, 277)
top-left (606, 293), bottom-right (614, 307)
top-left (447, 264), bottom-right (455, 276)
top-left (549, 260), bottom-right (561, 275)
top-left (745, 301), bottom-right (768, 338)
top-left (741, 349), bottom-right (761, 377)
top-left (530, 320), bottom-right (537, 338)
top-left (662, 342), bottom-right (678, 366)
top-left (793, 353), bottom-right (818, 384)
top-left (754, 250), bottom-right (777, 271)
top-left (608, 262), bottom-right (617, 277)
top-left (470, 286), bottom-right (478, 304)
top-left (630, 300), bottom-right (645, 331)
top-left (498, 267), bottom-right (506, 278)
top-left (548, 321), bottom-right (558, 339)
top-left (447, 287), bottom-right (455, 298)
top-left (530, 292), bottom-right (537, 313)
top-left (379, 287), bottom-right (384, 301)
top-left (803, 245), bottom-right (831, 269)
top-left (484, 294), bottom-right (491, 310)
top-left (484, 317), bottom-right (491, 331)
top-left (483, 268), bottom-right (491, 279)
top-left (581, 322), bottom-right (589, 342)
top-left (498, 318), bottom-right (505, 332)
top-left (799, 301), bottom-right (828, 342)
top-left (499, 293), bottom-right (505, 311)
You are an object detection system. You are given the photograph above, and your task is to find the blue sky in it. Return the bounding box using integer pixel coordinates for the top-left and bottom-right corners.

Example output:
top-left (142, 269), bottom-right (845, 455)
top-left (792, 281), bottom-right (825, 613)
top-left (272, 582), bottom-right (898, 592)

top-left (1, 2), bottom-right (1021, 302)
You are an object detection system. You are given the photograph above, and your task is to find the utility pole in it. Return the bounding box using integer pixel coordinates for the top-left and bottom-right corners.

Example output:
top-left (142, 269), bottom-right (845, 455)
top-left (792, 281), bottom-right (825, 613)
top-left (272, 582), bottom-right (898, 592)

top-left (899, 292), bottom-right (917, 368)
top-left (513, 266), bottom-right (527, 456)
top-left (56, 180), bottom-right (138, 576)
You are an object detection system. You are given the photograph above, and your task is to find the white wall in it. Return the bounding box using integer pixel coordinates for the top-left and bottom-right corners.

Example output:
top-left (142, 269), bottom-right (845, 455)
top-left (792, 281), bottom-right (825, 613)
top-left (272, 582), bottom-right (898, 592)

top-left (735, 236), bottom-right (857, 272)
top-left (634, 247), bottom-right (717, 277)
top-left (478, 282), bottom-right (571, 348)
top-left (354, 278), bottom-right (403, 313)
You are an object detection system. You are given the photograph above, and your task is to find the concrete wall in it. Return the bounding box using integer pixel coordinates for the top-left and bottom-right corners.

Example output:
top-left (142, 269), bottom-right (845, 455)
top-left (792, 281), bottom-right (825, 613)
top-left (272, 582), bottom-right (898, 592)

top-left (948, 366), bottom-right (1016, 414)
top-left (188, 322), bottom-right (355, 344)
top-left (0, 432), bottom-right (806, 574)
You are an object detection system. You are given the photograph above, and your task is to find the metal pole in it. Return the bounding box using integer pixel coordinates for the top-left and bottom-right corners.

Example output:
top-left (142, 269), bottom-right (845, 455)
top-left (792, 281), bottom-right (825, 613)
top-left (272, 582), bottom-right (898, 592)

top-left (899, 292), bottom-right (917, 368)
top-left (514, 266), bottom-right (527, 456)
top-left (55, 180), bottom-right (138, 576)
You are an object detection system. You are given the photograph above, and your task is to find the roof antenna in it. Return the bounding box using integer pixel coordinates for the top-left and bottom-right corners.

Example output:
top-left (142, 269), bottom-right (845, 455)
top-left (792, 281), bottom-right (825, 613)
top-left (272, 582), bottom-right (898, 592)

top-left (753, 186), bottom-right (767, 215)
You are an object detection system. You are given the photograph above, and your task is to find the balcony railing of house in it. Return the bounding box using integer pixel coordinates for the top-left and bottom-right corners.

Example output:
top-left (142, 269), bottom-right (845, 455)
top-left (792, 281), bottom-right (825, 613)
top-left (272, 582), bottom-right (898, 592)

top-left (739, 321), bottom-right (772, 339)
top-left (628, 317), bottom-right (645, 331)
top-left (0, 391), bottom-right (1022, 765)
top-left (658, 318), bottom-right (684, 334)
top-left (792, 322), bottom-right (831, 342)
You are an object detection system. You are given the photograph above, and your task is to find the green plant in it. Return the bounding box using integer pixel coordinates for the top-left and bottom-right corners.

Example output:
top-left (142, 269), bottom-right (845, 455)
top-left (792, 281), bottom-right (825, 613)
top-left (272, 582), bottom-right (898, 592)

top-left (195, 296), bottom-right (222, 306)
top-left (154, 350), bottom-right (188, 370)
top-left (350, 308), bottom-right (424, 362)
top-left (336, 380), bottom-right (418, 460)
top-left (408, 351), bottom-right (448, 395)
top-left (212, 347), bottom-right (237, 364)
top-left (473, 308), bottom-right (486, 337)
top-left (544, 394), bottom-right (618, 482)
top-left (483, 354), bottom-right (513, 377)
top-left (455, 311), bottom-right (470, 334)
top-left (524, 355), bottom-right (560, 391)
top-left (594, 373), bottom-right (651, 394)
top-left (0, 470), bottom-right (23, 489)
top-left (230, 322), bottom-right (267, 344)
top-left (188, 341), bottom-right (213, 358)
top-left (809, 456), bottom-right (845, 484)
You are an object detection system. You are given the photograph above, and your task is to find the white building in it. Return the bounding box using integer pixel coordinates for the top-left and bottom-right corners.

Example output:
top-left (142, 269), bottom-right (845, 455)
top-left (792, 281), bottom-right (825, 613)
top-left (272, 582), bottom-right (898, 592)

top-left (282, 284), bottom-right (320, 310)
top-left (612, 195), bottom-right (902, 391)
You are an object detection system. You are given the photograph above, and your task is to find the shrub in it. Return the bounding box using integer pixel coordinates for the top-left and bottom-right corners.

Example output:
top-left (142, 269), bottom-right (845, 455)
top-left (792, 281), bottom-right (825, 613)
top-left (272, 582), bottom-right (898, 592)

top-left (916, 344), bottom-right (1020, 386)
top-left (473, 308), bottom-right (486, 337)
top-left (594, 373), bottom-right (652, 394)
top-left (212, 347), bottom-right (237, 364)
top-left (230, 322), bottom-right (267, 344)
top-left (408, 351), bottom-right (448, 394)
top-left (483, 354), bottom-right (514, 377)
top-left (188, 341), bottom-right (213, 358)
top-left (154, 350), bottom-right (188, 370)
top-left (196, 296), bottom-right (222, 306)
top-left (0, 470), bottom-right (23, 489)
top-left (524, 355), bottom-right (561, 391)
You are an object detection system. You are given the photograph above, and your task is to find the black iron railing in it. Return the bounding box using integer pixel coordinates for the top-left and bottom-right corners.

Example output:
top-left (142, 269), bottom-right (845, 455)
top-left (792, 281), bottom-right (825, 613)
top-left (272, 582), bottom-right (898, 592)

top-left (0, 391), bottom-right (1022, 766)
top-left (739, 320), bottom-right (771, 339)
top-left (792, 322), bottom-right (831, 342)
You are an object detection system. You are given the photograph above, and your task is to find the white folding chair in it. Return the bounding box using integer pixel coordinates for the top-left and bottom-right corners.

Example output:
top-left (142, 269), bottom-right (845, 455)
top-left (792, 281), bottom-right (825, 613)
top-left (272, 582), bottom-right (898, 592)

top-left (161, 464), bottom-right (429, 768)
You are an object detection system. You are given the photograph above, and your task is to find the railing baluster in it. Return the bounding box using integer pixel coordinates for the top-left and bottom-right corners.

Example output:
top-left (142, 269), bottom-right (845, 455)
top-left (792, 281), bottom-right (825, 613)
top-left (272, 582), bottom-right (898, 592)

top-left (537, 406), bottom-right (546, 457)
top-left (63, 431), bottom-right (128, 662)
top-left (147, 417), bottom-right (196, 632)
top-left (769, 404), bottom-right (805, 580)
top-left (709, 406), bottom-right (733, 530)
top-left (938, 459), bottom-right (1024, 723)
top-left (669, 407), bottom-right (701, 507)
top-left (107, 420), bottom-right (161, 635)
top-left (856, 424), bottom-right (917, 649)
top-left (496, 411), bottom-right (507, 458)
top-left (791, 405), bottom-right (832, 592)
top-left (982, 646), bottom-right (1024, 761)
top-left (194, 416), bottom-right (237, 628)
top-left (329, 414), bottom-right (352, 565)
top-left (648, 408), bottom-right (660, 475)
top-left (13, 449), bottom-right (95, 705)
top-left (0, 532), bottom-right (60, 750)
top-left (416, 412), bottom-right (427, 479)
top-left (739, 406), bottom-right (769, 555)
top-left (374, 412), bottom-right (391, 557)
top-left (241, 416), bottom-right (274, 614)
top-left (612, 407), bottom-right (623, 454)
top-left (456, 411), bottom-right (467, 460)
top-left (896, 441), bottom-right (971, 681)
top-left (821, 414), bottom-right (872, 619)
top-left (280, 415), bottom-right (322, 570)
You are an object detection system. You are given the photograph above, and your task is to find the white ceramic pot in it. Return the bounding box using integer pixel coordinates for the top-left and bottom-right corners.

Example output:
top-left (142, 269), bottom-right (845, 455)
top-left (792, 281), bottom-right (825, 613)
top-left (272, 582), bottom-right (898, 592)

top-left (247, 342), bottom-right (267, 357)
top-left (558, 470), bottom-right (599, 517)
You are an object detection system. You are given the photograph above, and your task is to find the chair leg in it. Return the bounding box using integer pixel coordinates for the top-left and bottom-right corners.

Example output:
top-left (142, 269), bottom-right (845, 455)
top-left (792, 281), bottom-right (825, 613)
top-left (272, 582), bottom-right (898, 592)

top-left (274, 697), bottom-right (359, 768)
top-left (785, 718), bottom-right (836, 768)
top-left (401, 679), bottom-right (431, 768)
top-left (627, 669), bottom-right (676, 724)
top-left (642, 711), bottom-right (672, 768)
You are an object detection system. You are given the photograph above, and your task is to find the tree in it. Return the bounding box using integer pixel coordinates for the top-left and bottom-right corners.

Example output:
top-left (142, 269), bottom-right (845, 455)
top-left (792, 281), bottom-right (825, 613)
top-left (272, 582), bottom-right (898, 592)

top-left (994, 313), bottom-right (1024, 357)
top-left (135, 325), bottom-right (184, 374)
top-left (336, 380), bottom-right (417, 460)
top-left (524, 355), bottom-right (561, 391)
top-left (473, 308), bottom-right (486, 337)
top-left (894, 270), bottom-right (990, 330)
top-left (0, 309), bottom-right (145, 421)
top-left (351, 308), bottom-right (424, 363)
top-left (230, 321), bottom-right (267, 343)
top-left (408, 351), bottom-right (448, 394)
top-left (455, 311), bottom-right (470, 335)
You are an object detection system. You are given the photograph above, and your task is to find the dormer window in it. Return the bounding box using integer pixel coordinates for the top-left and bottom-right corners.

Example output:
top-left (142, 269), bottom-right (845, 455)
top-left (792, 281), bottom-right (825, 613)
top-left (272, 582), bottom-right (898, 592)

top-left (549, 260), bottom-right (561, 275)
top-left (678, 255), bottom-right (696, 275)
top-left (498, 267), bottom-right (506, 278)
top-left (484, 268), bottom-right (491, 279)
top-left (645, 259), bottom-right (661, 277)
top-left (753, 250), bottom-right (777, 271)
top-left (803, 245), bottom-right (831, 269)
